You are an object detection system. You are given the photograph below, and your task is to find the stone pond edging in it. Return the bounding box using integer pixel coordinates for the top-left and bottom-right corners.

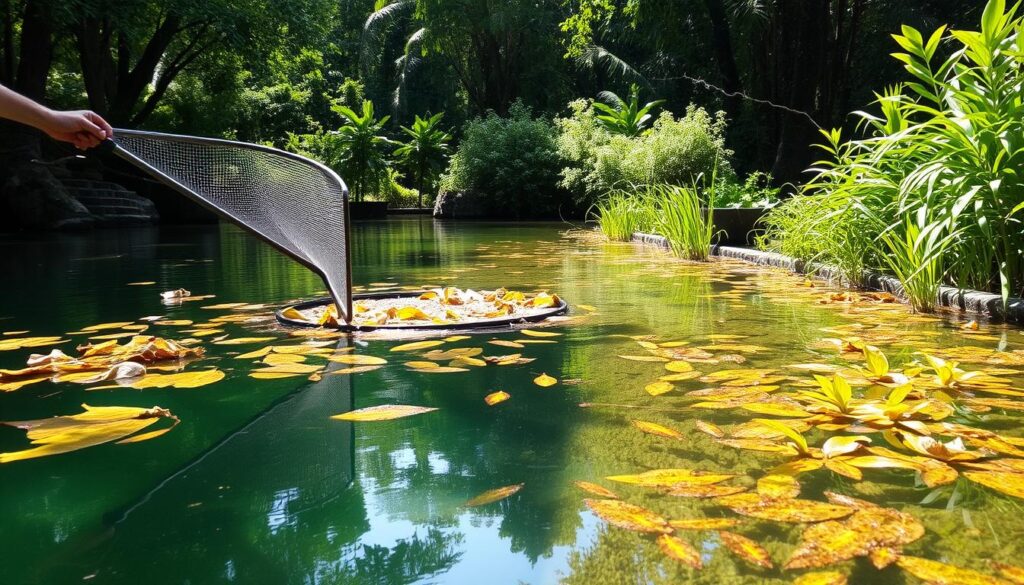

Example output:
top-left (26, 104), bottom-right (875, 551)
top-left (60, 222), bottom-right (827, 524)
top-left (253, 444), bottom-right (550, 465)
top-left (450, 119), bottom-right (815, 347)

top-left (631, 231), bottom-right (1024, 324)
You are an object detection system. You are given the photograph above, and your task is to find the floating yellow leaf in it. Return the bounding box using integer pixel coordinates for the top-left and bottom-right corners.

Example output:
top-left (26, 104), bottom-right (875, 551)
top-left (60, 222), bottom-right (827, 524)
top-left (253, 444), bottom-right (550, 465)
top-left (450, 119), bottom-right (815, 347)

top-left (793, 572), bottom-right (848, 585)
top-left (962, 470), bottom-right (1024, 499)
top-left (213, 337), bottom-right (276, 345)
top-left (329, 355), bottom-right (388, 366)
top-left (631, 420), bottom-right (684, 440)
top-left (741, 403), bottom-right (812, 417)
top-left (405, 361), bottom-right (440, 369)
top-left (574, 481), bottom-right (619, 499)
top-left (330, 365), bottom-right (384, 375)
top-left (607, 468), bottom-right (734, 487)
top-left (664, 361), bottom-right (694, 373)
top-left (724, 497), bottom-right (854, 523)
top-left (485, 391), bottom-right (510, 406)
top-left (235, 347), bottom-right (272, 359)
top-left (576, 304), bottom-right (597, 312)
top-left (0, 336), bottom-right (68, 352)
top-left (669, 518), bottom-right (740, 530)
top-left (490, 340), bottom-right (525, 349)
top-left (444, 335), bottom-right (471, 342)
top-left (413, 366), bottom-right (469, 373)
top-left (423, 347), bottom-right (483, 360)
top-left (656, 534), bottom-right (702, 568)
top-left (618, 355), bottom-right (670, 362)
top-left (396, 306), bottom-right (430, 320)
top-left (694, 420), bottom-right (725, 438)
top-left (534, 373), bottom-right (557, 387)
top-left (666, 484), bottom-right (746, 498)
top-left (279, 307), bottom-right (305, 320)
top-left (465, 483), bottom-right (524, 506)
top-left (585, 499), bottom-right (672, 534)
top-left (756, 475), bottom-right (800, 499)
top-left (81, 322), bottom-right (134, 332)
top-left (521, 329), bottom-right (561, 338)
top-left (453, 356), bottom-right (487, 367)
top-left (718, 530), bottom-right (773, 568)
top-left (897, 556), bottom-right (1010, 585)
top-left (126, 281), bottom-right (155, 286)
top-left (785, 506), bottom-right (923, 569)
top-left (645, 380), bottom-right (675, 396)
top-left (153, 320), bottom-right (193, 326)
top-left (0, 404), bottom-right (177, 463)
top-left (250, 372), bottom-right (301, 380)
top-left (331, 404), bottom-right (437, 421)
top-left (126, 369), bottom-right (225, 389)
top-left (262, 353), bottom-right (306, 366)
top-left (390, 340), bottom-right (445, 352)
top-left (660, 371), bottom-right (702, 382)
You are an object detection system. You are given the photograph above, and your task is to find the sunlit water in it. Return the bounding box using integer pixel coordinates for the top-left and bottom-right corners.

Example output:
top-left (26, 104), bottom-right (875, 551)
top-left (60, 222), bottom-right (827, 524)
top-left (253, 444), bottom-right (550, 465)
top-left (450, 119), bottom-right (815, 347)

top-left (0, 217), bottom-right (1022, 584)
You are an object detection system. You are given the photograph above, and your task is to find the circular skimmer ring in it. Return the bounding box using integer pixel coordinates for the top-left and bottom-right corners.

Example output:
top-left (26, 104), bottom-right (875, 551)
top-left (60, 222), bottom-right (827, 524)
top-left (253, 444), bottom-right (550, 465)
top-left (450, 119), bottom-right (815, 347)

top-left (275, 291), bottom-right (569, 332)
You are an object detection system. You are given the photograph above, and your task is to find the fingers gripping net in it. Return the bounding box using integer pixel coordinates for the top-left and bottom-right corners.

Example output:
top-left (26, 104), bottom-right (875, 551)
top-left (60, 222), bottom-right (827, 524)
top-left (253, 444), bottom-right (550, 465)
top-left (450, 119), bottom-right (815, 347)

top-left (110, 130), bottom-right (352, 321)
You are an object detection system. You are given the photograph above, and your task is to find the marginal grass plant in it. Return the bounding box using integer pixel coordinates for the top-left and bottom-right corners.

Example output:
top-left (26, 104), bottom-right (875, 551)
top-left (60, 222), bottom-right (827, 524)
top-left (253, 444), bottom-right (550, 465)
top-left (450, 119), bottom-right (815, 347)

top-left (651, 183), bottom-right (716, 261)
top-left (593, 192), bottom-right (645, 241)
top-left (762, 0), bottom-right (1024, 309)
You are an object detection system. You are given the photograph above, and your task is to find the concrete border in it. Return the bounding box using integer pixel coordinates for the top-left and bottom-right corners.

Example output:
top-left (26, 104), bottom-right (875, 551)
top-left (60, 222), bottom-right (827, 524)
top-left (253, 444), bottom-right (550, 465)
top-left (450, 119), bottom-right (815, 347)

top-left (631, 232), bottom-right (1024, 323)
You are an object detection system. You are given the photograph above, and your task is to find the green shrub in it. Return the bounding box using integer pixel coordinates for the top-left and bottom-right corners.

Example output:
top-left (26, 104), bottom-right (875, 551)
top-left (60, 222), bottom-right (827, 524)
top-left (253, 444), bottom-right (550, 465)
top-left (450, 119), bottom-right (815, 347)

top-left (439, 102), bottom-right (566, 218)
top-left (762, 0), bottom-right (1024, 308)
top-left (556, 101), bottom-right (734, 207)
top-left (714, 172), bottom-right (782, 208)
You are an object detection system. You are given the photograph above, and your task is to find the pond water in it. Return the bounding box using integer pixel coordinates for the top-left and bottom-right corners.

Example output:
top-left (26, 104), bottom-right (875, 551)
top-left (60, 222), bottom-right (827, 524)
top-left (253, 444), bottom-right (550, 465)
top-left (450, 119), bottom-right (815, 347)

top-left (1, 217), bottom-right (1022, 584)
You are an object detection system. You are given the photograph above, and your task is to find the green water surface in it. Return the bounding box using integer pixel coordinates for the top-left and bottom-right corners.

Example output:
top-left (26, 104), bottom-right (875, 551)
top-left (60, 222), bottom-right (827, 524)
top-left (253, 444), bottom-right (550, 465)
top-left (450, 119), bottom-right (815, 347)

top-left (0, 218), bottom-right (1021, 584)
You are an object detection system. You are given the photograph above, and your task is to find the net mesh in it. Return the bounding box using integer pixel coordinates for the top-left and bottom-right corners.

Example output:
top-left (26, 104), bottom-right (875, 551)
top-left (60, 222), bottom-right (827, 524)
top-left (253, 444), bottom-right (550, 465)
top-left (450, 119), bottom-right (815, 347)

top-left (111, 129), bottom-right (351, 321)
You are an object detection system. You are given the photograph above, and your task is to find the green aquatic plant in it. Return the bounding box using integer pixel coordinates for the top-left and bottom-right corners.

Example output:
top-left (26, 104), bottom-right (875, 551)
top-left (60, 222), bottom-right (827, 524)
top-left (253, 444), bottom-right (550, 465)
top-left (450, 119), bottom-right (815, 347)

top-left (651, 183), bottom-right (716, 261)
top-left (592, 191), bottom-right (645, 241)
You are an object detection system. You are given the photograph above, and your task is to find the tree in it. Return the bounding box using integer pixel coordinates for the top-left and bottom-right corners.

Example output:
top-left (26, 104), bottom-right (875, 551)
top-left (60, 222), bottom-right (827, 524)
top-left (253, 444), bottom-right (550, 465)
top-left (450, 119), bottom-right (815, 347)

top-left (393, 112), bottom-right (450, 207)
top-left (363, 0), bottom-right (569, 116)
top-left (326, 100), bottom-right (393, 202)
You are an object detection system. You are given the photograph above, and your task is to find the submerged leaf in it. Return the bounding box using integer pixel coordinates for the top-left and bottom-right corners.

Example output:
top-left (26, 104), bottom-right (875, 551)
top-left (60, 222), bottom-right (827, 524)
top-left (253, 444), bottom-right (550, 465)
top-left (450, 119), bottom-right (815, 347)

top-left (645, 380), bottom-right (675, 396)
top-left (331, 405), bottom-right (437, 422)
top-left (585, 498), bottom-right (672, 534)
top-left (465, 483), bottom-right (524, 506)
top-left (631, 419), bottom-right (684, 440)
top-left (574, 480), bottom-right (619, 499)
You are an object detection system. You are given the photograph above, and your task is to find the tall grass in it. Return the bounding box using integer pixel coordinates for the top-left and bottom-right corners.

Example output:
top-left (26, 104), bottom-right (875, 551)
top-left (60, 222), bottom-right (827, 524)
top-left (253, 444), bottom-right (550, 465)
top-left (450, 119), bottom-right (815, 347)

top-left (592, 191), bottom-right (646, 241)
top-left (652, 184), bottom-right (716, 261)
top-left (762, 0), bottom-right (1024, 310)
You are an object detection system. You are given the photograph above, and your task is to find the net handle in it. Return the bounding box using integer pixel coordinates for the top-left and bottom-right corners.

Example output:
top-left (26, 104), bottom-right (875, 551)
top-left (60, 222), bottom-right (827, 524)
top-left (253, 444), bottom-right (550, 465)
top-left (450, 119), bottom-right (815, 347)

top-left (102, 130), bottom-right (354, 323)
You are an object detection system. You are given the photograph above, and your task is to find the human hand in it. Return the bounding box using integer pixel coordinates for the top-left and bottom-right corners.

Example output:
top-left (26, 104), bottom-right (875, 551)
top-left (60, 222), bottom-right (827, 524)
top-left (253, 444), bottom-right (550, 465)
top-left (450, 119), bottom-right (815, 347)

top-left (40, 110), bottom-right (114, 150)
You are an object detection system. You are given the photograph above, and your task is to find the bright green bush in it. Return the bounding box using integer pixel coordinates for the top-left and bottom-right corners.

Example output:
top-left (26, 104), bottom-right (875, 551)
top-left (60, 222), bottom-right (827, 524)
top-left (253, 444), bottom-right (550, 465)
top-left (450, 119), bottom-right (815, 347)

top-left (439, 102), bottom-right (566, 218)
top-left (714, 172), bottom-right (781, 208)
top-left (556, 101), bottom-right (733, 207)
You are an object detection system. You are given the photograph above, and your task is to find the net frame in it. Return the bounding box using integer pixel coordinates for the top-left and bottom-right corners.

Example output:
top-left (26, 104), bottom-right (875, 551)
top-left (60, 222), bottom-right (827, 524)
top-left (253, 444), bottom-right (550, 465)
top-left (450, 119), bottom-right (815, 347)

top-left (107, 129), bottom-right (353, 322)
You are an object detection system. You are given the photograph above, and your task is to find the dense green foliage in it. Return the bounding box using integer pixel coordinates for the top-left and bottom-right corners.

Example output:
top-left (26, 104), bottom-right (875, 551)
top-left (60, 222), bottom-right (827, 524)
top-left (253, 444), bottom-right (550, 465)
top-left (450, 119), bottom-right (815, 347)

top-left (556, 100), bottom-right (733, 206)
top-left (760, 0), bottom-right (1024, 310)
top-left (393, 113), bottom-right (452, 208)
top-left (440, 103), bottom-right (565, 218)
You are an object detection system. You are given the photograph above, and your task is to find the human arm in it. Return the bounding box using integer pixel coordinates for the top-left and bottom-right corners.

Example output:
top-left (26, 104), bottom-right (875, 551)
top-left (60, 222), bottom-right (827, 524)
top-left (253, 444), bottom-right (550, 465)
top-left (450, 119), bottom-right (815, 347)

top-left (0, 84), bottom-right (113, 149)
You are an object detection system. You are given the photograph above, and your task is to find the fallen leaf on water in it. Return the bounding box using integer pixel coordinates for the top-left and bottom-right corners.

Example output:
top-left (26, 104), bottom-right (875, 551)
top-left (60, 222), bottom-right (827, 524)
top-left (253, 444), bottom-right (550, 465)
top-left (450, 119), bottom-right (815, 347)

top-left (631, 419), bottom-right (684, 440)
top-left (574, 480), bottom-right (619, 499)
top-left (61, 362), bottom-right (146, 384)
top-left (756, 474), bottom-right (801, 499)
top-left (126, 281), bottom-right (155, 286)
top-left (669, 518), bottom-right (740, 530)
top-left (412, 366), bottom-right (469, 373)
top-left (618, 355), bottom-right (670, 362)
top-left (576, 304), bottom-right (597, 312)
top-left (406, 361), bottom-right (440, 369)
top-left (607, 468), bottom-right (734, 487)
top-left (490, 340), bottom-right (525, 349)
top-left (785, 506), bottom-right (923, 569)
top-left (329, 355), bottom-right (387, 366)
top-left (0, 336), bottom-right (68, 352)
top-left (122, 369), bottom-right (225, 389)
top-left (521, 329), bottom-right (561, 338)
top-left (330, 365), bottom-right (384, 375)
top-left (444, 335), bottom-right (471, 342)
top-left (667, 484), bottom-right (746, 498)
top-left (584, 498), bottom-right (672, 534)
top-left (465, 483), bottom-right (524, 506)
top-left (453, 356), bottom-right (487, 367)
top-left (793, 572), bottom-right (848, 585)
top-left (992, 562), bottom-right (1024, 584)
top-left (897, 556), bottom-right (1011, 585)
top-left (694, 420), bottom-right (725, 438)
top-left (665, 361), bottom-right (694, 373)
top-left (250, 372), bottom-right (301, 380)
top-left (153, 320), bottom-right (193, 326)
top-left (423, 348), bottom-right (483, 360)
top-left (485, 391), bottom-right (510, 406)
top-left (81, 322), bottom-right (135, 332)
top-left (718, 530), bottom-right (773, 568)
top-left (656, 534), bottom-right (702, 569)
top-left (740, 403), bottom-right (812, 417)
top-left (213, 337), bottom-right (276, 345)
top-left (249, 363), bottom-right (322, 375)
top-left (645, 381), bottom-right (675, 396)
top-left (724, 497), bottom-right (854, 523)
top-left (331, 404), bottom-right (437, 422)
top-left (962, 470), bottom-right (1024, 500)
top-left (534, 373), bottom-right (557, 387)
top-left (0, 404), bottom-right (177, 463)
top-left (390, 340), bottom-right (445, 352)
top-left (660, 371), bottom-right (702, 382)
top-left (235, 347), bottom-right (272, 359)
